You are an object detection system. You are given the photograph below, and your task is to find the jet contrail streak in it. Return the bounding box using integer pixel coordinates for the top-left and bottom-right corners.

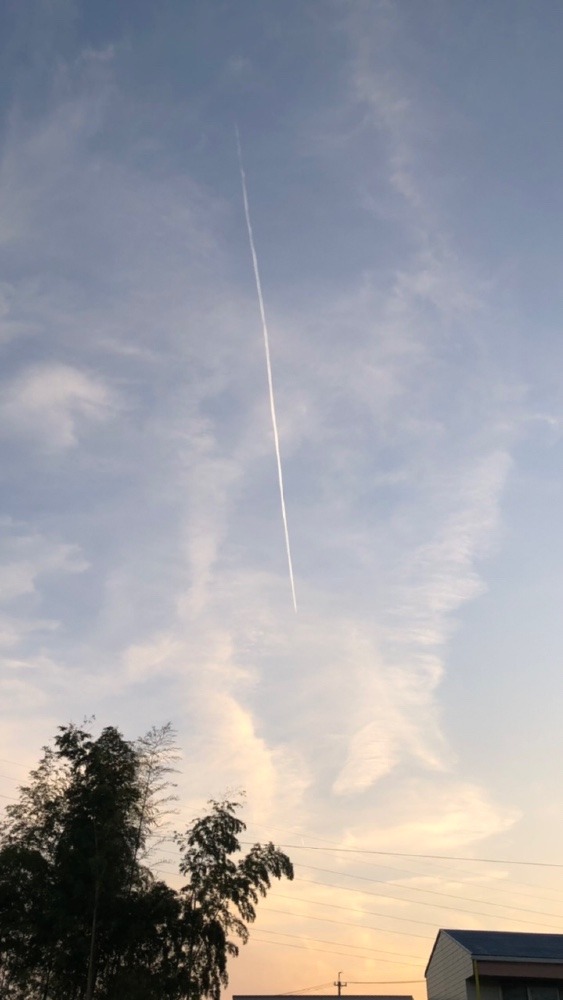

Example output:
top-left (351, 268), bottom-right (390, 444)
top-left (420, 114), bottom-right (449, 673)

top-left (235, 125), bottom-right (297, 612)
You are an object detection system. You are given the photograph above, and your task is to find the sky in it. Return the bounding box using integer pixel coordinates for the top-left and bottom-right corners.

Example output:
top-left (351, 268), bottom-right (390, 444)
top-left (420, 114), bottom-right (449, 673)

top-left (4, 0), bottom-right (563, 996)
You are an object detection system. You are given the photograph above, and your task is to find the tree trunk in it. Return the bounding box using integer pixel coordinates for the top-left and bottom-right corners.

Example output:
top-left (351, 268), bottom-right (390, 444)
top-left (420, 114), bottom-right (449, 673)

top-left (85, 875), bottom-right (99, 1000)
top-left (40, 953), bottom-right (53, 1000)
top-left (85, 824), bottom-right (101, 1000)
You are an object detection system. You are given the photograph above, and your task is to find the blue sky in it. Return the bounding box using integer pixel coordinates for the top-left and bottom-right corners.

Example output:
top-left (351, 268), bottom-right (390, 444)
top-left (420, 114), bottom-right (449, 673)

top-left (4, 1), bottom-right (563, 995)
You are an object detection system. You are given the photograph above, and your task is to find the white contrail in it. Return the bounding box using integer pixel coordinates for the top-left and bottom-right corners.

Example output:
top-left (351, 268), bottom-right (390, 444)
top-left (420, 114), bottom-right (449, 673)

top-left (235, 125), bottom-right (297, 612)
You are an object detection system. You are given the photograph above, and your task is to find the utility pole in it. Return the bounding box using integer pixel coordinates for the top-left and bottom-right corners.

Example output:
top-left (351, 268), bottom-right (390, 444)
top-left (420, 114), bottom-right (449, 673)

top-left (334, 972), bottom-right (347, 997)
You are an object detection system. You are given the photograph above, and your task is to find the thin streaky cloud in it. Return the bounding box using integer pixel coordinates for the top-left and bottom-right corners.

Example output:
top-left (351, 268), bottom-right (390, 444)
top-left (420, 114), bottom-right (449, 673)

top-left (235, 124), bottom-right (298, 613)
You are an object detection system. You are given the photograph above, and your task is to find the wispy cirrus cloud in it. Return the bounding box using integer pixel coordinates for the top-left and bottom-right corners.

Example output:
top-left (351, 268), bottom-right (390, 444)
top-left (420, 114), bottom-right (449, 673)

top-left (1, 364), bottom-right (115, 449)
top-left (343, 779), bottom-right (520, 854)
top-left (0, 3), bottom-right (523, 882)
top-left (0, 523), bottom-right (88, 736)
top-left (0, 522), bottom-right (87, 608)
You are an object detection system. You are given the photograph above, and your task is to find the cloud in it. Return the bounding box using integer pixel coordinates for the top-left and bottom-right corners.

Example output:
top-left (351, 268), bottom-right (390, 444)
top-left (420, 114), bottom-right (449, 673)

top-left (119, 619), bottom-right (311, 829)
top-left (0, 523), bottom-right (87, 691)
top-left (0, 363), bottom-right (115, 449)
top-left (329, 449), bottom-right (511, 795)
top-left (0, 523), bottom-right (87, 604)
top-left (343, 779), bottom-right (520, 853)
top-left (392, 450), bottom-right (512, 638)
top-left (0, 7), bottom-right (525, 895)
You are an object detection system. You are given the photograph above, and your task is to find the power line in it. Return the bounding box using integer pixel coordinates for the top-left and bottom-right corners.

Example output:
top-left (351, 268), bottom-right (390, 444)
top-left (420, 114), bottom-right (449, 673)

top-left (346, 851), bottom-right (563, 906)
top-left (250, 843), bottom-right (563, 870)
top-left (270, 886), bottom-right (563, 934)
top-left (256, 928), bottom-right (421, 961)
top-left (293, 867), bottom-right (563, 926)
top-left (132, 843), bottom-right (563, 910)
top-left (250, 936), bottom-right (421, 965)
top-left (271, 890), bottom-right (436, 931)
top-left (281, 981), bottom-right (334, 995)
top-left (1, 782), bottom-right (562, 875)
top-left (295, 874), bottom-right (563, 928)
top-left (248, 813), bottom-right (563, 902)
top-left (0, 758), bottom-right (29, 770)
top-left (294, 880), bottom-right (444, 928)
top-left (117, 867), bottom-right (563, 938)
top-left (294, 851), bottom-right (563, 906)
top-left (263, 907), bottom-right (430, 950)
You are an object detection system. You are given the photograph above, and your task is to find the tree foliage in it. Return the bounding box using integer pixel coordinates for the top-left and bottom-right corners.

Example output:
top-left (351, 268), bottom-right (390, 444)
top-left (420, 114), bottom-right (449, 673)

top-left (0, 723), bottom-right (293, 1000)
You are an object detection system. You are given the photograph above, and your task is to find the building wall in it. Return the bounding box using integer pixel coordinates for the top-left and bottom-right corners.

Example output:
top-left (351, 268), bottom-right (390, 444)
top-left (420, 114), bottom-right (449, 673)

top-left (426, 932), bottom-right (475, 1000)
top-left (478, 965), bottom-right (563, 981)
top-left (473, 979), bottom-right (500, 1000)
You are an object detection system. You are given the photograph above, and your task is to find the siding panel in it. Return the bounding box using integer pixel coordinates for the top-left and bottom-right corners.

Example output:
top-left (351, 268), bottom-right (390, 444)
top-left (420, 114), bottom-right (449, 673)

top-left (427, 933), bottom-right (474, 1000)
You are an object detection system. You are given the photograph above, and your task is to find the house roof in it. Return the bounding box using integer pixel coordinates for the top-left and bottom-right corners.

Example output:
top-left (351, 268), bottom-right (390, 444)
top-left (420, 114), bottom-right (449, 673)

top-left (442, 930), bottom-right (563, 961)
top-left (233, 995), bottom-right (414, 1000)
top-left (425, 929), bottom-right (563, 976)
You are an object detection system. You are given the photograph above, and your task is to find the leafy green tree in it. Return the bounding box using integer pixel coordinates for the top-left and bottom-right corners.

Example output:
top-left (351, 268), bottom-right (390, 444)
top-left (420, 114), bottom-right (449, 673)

top-left (0, 724), bottom-right (293, 1000)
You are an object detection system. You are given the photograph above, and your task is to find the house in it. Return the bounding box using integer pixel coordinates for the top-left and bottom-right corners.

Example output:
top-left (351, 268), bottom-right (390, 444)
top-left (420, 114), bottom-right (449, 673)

top-left (426, 929), bottom-right (563, 1000)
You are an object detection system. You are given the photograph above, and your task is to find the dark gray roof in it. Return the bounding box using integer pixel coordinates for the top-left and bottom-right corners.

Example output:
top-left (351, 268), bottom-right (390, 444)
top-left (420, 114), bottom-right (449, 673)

top-left (443, 930), bottom-right (563, 961)
top-left (234, 995), bottom-right (414, 1000)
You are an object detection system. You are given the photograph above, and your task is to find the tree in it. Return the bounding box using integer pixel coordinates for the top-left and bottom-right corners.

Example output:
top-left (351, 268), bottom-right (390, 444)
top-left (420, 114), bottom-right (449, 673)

top-left (53, 725), bottom-right (145, 1000)
top-left (0, 723), bottom-right (293, 1000)
top-left (0, 843), bottom-right (53, 998)
top-left (174, 799), bottom-right (294, 1000)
